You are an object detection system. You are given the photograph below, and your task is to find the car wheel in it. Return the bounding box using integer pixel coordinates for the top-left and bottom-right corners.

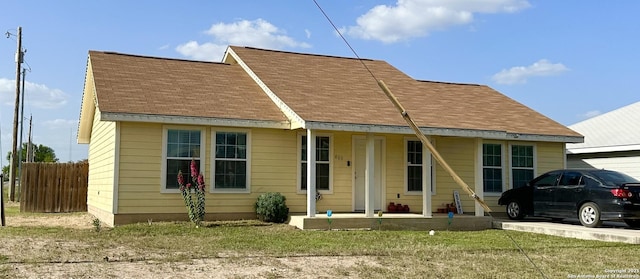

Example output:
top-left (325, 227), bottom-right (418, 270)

top-left (579, 202), bottom-right (602, 228)
top-left (624, 219), bottom-right (640, 229)
top-left (506, 200), bottom-right (525, 220)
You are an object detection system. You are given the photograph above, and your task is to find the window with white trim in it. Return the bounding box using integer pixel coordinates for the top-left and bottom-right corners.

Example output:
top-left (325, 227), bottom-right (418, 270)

top-left (163, 128), bottom-right (204, 191)
top-left (511, 145), bottom-right (534, 188)
top-left (213, 131), bottom-right (249, 190)
top-left (483, 143), bottom-right (503, 193)
top-left (300, 135), bottom-right (331, 191)
top-left (407, 140), bottom-right (423, 192)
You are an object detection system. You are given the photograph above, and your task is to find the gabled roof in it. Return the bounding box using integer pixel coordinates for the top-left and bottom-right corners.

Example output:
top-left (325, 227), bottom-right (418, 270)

top-left (567, 101), bottom-right (640, 154)
top-left (78, 46), bottom-right (582, 144)
top-left (78, 51), bottom-right (290, 142)
top-left (225, 46), bottom-right (581, 142)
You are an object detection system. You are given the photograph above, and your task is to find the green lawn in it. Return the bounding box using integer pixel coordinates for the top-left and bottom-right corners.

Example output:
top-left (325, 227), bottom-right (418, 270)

top-left (1, 204), bottom-right (639, 278)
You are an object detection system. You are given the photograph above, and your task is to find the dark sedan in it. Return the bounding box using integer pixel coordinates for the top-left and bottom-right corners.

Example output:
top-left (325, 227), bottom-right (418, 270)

top-left (498, 169), bottom-right (640, 228)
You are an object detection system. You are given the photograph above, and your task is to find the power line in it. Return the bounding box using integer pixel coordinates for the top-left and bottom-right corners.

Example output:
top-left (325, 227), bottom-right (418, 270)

top-left (310, 1), bottom-right (547, 278)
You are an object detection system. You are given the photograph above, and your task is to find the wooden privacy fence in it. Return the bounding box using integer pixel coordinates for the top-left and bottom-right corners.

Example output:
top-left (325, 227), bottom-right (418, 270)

top-left (20, 162), bottom-right (89, 213)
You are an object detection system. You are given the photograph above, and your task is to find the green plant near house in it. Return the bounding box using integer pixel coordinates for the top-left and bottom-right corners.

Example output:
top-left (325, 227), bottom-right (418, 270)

top-left (92, 217), bottom-right (102, 232)
top-left (255, 192), bottom-right (289, 223)
top-left (177, 159), bottom-right (206, 227)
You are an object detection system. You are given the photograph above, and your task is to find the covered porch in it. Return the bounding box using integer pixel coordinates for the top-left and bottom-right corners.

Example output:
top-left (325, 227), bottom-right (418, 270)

top-left (289, 213), bottom-right (493, 231)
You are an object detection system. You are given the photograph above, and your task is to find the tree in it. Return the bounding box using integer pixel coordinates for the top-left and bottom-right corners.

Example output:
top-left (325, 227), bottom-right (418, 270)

top-left (3, 143), bottom-right (59, 179)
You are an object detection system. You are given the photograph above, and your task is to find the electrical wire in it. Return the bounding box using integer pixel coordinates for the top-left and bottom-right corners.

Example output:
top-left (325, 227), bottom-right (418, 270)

top-left (311, 1), bottom-right (548, 278)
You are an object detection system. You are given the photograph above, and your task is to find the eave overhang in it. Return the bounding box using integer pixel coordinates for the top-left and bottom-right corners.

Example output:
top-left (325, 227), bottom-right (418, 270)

top-left (99, 112), bottom-right (291, 130)
top-left (304, 121), bottom-right (584, 143)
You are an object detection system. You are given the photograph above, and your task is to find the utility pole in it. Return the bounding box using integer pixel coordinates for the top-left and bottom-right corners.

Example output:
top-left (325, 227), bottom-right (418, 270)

top-left (27, 115), bottom-right (33, 163)
top-left (17, 68), bottom-right (26, 200)
top-left (9, 26), bottom-right (23, 202)
top-left (1, 172), bottom-right (4, 226)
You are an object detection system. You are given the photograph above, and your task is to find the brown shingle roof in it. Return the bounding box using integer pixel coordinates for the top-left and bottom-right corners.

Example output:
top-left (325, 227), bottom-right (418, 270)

top-left (229, 46), bottom-right (581, 137)
top-left (88, 51), bottom-right (288, 123)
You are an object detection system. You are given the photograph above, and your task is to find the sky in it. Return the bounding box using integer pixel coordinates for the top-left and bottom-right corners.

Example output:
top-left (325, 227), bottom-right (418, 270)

top-left (1, 0), bottom-right (639, 166)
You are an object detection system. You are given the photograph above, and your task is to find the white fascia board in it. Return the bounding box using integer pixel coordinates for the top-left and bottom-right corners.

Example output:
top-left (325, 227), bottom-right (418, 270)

top-left (226, 47), bottom-right (305, 129)
top-left (567, 144), bottom-right (640, 154)
top-left (100, 112), bottom-right (291, 129)
top-left (305, 121), bottom-right (582, 143)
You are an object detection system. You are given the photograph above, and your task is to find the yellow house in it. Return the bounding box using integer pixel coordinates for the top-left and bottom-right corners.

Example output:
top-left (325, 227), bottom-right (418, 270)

top-left (77, 46), bottom-right (583, 226)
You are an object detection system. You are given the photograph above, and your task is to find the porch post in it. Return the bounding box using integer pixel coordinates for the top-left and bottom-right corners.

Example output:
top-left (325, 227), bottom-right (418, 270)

top-left (364, 133), bottom-right (375, 217)
top-left (474, 138), bottom-right (485, 217)
top-left (306, 129), bottom-right (316, 217)
top-left (422, 146), bottom-right (432, 217)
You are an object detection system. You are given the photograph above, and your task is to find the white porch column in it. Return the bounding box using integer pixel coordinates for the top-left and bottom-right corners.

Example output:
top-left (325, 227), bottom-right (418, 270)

top-left (306, 129), bottom-right (316, 217)
top-left (474, 138), bottom-right (485, 217)
top-left (364, 133), bottom-right (375, 217)
top-left (422, 146), bottom-right (432, 217)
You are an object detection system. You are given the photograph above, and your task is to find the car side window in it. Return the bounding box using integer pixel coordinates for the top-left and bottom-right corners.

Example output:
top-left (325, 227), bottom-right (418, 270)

top-left (531, 172), bottom-right (561, 188)
top-left (560, 172), bottom-right (584, 186)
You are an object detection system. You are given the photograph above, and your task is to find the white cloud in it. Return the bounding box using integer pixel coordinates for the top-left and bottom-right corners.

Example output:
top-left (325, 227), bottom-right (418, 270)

top-left (0, 78), bottom-right (68, 109)
top-left (176, 19), bottom-right (311, 62)
top-left (176, 41), bottom-right (228, 61)
top-left (579, 110), bottom-right (602, 120)
top-left (491, 59), bottom-right (569, 85)
top-left (343, 0), bottom-right (531, 43)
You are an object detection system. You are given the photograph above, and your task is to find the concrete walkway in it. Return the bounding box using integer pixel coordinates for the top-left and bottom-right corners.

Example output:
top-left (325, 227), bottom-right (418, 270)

top-left (493, 218), bottom-right (640, 244)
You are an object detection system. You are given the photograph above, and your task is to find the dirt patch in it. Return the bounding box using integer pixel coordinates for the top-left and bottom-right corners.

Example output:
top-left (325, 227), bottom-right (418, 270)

top-left (5, 212), bottom-right (94, 229)
top-left (1, 209), bottom-right (385, 278)
top-left (6, 254), bottom-right (382, 278)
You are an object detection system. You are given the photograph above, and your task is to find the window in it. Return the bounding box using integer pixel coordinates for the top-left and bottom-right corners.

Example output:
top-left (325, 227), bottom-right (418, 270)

top-left (531, 171), bottom-right (560, 188)
top-left (560, 171), bottom-right (584, 186)
top-left (300, 135), bottom-right (331, 191)
top-left (213, 131), bottom-right (250, 191)
top-left (163, 128), bottom-right (204, 191)
top-left (483, 143), bottom-right (503, 193)
top-left (511, 145), bottom-right (534, 188)
top-left (407, 140), bottom-right (423, 192)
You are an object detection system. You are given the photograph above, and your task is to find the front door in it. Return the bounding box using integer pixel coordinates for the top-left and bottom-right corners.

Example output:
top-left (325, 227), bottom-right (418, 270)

top-left (354, 137), bottom-right (384, 211)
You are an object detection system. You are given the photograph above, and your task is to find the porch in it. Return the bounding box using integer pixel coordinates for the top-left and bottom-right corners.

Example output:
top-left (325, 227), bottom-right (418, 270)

top-left (289, 213), bottom-right (493, 231)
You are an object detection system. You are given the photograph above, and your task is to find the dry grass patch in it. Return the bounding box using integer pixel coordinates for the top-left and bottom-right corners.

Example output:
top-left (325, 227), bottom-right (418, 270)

top-left (1, 203), bottom-right (639, 278)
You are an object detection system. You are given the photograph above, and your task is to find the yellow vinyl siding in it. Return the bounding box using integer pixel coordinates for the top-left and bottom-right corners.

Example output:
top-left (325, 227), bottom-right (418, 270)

top-left (117, 122), bottom-right (178, 214)
top-left (116, 124), bottom-right (306, 214)
top-left (536, 142), bottom-right (565, 173)
top-left (110, 121), bottom-right (568, 217)
top-left (384, 134), bottom-right (406, 207)
top-left (316, 131), bottom-right (354, 212)
top-left (87, 108), bottom-right (116, 213)
top-left (250, 128), bottom-right (299, 211)
top-left (430, 137), bottom-right (477, 214)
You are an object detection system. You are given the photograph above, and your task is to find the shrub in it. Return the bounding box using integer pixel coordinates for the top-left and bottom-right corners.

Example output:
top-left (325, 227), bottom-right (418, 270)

top-left (255, 192), bottom-right (289, 223)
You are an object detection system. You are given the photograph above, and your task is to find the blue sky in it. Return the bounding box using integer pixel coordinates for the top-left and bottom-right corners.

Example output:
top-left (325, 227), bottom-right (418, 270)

top-left (1, 0), bottom-right (638, 165)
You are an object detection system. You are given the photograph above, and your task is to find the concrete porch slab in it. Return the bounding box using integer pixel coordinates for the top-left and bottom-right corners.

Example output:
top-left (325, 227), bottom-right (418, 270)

top-left (493, 219), bottom-right (640, 244)
top-left (289, 213), bottom-right (493, 231)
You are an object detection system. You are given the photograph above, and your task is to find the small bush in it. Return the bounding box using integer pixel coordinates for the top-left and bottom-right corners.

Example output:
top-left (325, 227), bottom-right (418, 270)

top-left (92, 218), bottom-right (102, 232)
top-left (255, 192), bottom-right (289, 223)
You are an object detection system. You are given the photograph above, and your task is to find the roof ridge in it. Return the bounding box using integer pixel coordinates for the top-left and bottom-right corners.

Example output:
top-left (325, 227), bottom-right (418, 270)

top-left (90, 50), bottom-right (230, 65)
top-left (417, 79), bottom-right (483, 87)
top-left (233, 46), bottom-right (376, 62)
top-left (570, 100), bottom-right (640, 127)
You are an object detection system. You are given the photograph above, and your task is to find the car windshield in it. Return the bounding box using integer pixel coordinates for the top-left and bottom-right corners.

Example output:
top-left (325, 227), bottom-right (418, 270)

top-left (591, 170), bottom-right (640, 186)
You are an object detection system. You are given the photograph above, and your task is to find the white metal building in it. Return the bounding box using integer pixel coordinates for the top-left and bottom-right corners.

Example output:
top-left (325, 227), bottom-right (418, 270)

top-left (566, 101), bottom-right (640, 180)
